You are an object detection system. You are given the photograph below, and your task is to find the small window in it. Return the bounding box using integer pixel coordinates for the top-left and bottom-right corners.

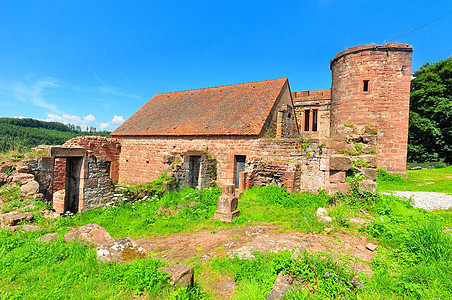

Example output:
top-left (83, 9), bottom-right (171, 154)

top-left (363, 80), bottom-right (370, 92)
top-left (312, 109), bottom-right (318, 132)
top-left (303, 108), bottom-right (319, 133)
top-left (304, 110), bottom-right (310, 131)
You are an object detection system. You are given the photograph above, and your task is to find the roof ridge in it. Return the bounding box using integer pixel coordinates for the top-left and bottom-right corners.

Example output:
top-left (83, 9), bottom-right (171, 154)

top-left (157, 77), bottom-right (287, 95)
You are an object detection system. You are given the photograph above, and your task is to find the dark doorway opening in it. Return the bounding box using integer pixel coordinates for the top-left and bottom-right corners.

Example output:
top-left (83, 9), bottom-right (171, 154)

top-left (65, 157), bottom-right (82, 213)
top-left (189, 156), bottom-right (201, 189)
top-left (235, 155), bottom-right (246, 189)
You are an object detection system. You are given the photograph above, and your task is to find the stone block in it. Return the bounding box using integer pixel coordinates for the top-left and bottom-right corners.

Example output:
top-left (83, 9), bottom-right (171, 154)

top-left (362, 135), bottom-right (377, 145)
top-left (216, 195), bottom-right (238, 212)
top-left (22, 224), bottom-right (41, 232)
top-left (330, 155), bottom-right (352, 171)
top-left (159, 264), bottom-right (194, 288)
top-left (359, 155), bottom-right (377, 168)
top-left (337, 182), bottom-right (351, 194)
top-left (222, 184), bottom-right (235, 196)
top-left (319, 158), bottom-right (329, 171)
top-left (50, 146), bottom-right (86, 157)
top-left (97, 237), bottom-right (148, 262)
top-left (2, 212), bottom-right (34, 226)
top-left (0, 173), bottom-right (7, 186)
top-left (20, 180), bottom-right (40, 195)
top-left (239, 172), bottom-right (247, 192)
top-left (36, 232), bottom-right (57, 243)
top-left (11, 173), bottom-right (35, 184)
top-left (361, 168), bottom-right (377, 181)
top-left (329, 171), bottom-right (345, 183)
top-left (366, 243), bottom-right (378, 251)
top-left (64, 223), bottom-right (115, 246)
top-left (266, 272), bottom-right (297, 300)
top-left (358, 180), bottom-right (377, 194)
top-left (213, 209), bottom-right (241, 223)
top-left (17, 166), bottom-right (30, 173)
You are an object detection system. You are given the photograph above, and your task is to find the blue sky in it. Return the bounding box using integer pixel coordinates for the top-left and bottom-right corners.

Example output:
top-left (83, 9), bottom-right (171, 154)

top-left (1, 1), bottom-right (451, 131)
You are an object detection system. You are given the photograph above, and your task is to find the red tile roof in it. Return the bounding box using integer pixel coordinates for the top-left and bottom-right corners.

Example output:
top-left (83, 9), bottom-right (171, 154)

top-left (112, 78), bottom-right (288, 136)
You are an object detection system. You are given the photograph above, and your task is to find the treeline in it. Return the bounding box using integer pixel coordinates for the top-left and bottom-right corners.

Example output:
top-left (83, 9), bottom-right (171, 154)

top-left (0, 118), bottom-right (111, 152)
top-left (408, 57), bottom-right (451, 165)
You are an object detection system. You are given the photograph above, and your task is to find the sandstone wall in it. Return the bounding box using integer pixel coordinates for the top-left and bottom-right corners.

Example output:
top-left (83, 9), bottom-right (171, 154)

top-left (292, 89), bottom-right (331, 139)
top-left (330, 43), bottom-right (412, 173)
top-left (116, 136), bottom-right (330, 193)
top-left (64, 136), bottom-right (121, 183)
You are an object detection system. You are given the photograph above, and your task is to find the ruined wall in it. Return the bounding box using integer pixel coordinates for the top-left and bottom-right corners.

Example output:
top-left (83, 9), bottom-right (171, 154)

top-left (81, 155), bottom-right (114, 213)
top-left (116, 136), bottom-right (330, 193)
top-left (168, 152), bottom-right (217, 189)
top-left (244, 159), bottom-right (301, 192)
top-left (330, 43), bottom-right (412, 173)
top-left (292, 89), bottom-right (331, 138)
top-left (64, 136), bottom-right (121, 183)
top-left (262, 81), bottom-right (299, 138)
top-left (28, 157), bottom-right (54, 200)
top-left (53, 158), bottom-right (67, 192)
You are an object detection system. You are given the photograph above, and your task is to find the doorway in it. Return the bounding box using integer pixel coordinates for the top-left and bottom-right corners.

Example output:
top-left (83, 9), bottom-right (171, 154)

top-left (189, 156), bottom-right (201, 189)
top-left (65, 157), bottom-right (82, 213)
top-left (235, 155), bottom-right (246, 189)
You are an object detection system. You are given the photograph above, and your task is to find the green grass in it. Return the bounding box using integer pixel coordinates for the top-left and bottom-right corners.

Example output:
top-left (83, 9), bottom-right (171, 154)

top-left (377, 166), bottom-right (452, 194)
top-left (1, 179), bottom-right (452, 299)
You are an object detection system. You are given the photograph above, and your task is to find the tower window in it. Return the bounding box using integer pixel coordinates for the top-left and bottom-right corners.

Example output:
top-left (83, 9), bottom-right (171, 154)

top-left (303, 108), bottom-right (319, 132)
top-left (304, 110), bottom-right (310, 131)
top-left (363, 80), bottom-right (370, 92)
top-left (312, 109), bottom-right (318, 132)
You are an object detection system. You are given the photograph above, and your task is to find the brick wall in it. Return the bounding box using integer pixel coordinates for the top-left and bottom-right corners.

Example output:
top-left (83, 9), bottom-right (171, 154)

top-left (54, 158), bottom-right (67, 191)
top-left (116, 136), bottom-right (330, 193)
top-left (330, 43), bottom-right (413, 173)
top-left (64, 136), bottom-right (121, 183)
top-left (292, 89), bottom-right (331, 138)
top-left (262, 81), bottom-right (299, 138)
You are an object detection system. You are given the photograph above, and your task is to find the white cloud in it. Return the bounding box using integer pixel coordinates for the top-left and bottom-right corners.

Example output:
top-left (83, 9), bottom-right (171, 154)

top-left (111, 115), bottom-right (125, 124)
top-left (13, 78), bottom-right (61, 113)
top-left (14, 116), bottom-right (24, 119)
top-left (44, 113), bottom-right (124, 131)
top-left (84, 114), bottom-right (95, 122)
top-left (45, 113), bottom-right (95, 127)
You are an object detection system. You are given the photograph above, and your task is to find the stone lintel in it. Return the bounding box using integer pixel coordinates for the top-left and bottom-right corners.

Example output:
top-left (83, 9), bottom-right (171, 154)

top-left (50, 146), bottom-right (86, 158)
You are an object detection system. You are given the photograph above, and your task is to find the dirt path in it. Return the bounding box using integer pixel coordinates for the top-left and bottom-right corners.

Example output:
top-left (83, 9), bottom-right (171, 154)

top-left (137, 225), bottom-right (375, 274)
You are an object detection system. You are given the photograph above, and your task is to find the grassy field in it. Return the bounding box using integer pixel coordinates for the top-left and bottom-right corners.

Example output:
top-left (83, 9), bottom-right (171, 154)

top-left (1, 172), bottom-right (452, 299)
top-left (377, 166), bottom-right (452, 194)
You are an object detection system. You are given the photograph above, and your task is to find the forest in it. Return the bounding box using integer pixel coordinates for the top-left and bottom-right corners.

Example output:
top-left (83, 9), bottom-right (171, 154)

top-left (0, 117), bottom-right (110, 152)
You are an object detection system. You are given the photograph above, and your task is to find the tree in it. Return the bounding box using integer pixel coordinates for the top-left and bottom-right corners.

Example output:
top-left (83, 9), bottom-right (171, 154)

top-left (408, 57), bottom-right (452, 164)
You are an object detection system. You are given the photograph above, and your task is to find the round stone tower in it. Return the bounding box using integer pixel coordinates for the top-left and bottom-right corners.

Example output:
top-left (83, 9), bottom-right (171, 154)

top-left (330, 43), bottom-right (413, 174)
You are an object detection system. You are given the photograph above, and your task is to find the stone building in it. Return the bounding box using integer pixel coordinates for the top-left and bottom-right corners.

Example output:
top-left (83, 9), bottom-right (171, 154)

top-left (37, 43), bottom-right (412, 214)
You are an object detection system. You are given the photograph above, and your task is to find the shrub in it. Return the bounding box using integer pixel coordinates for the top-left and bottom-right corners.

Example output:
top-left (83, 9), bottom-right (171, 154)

top-left (376, 168), bottom-right (404, 183)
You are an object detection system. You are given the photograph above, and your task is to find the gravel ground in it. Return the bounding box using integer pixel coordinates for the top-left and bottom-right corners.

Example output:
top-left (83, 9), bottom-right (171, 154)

top-left (383, 191), bottom-right (452, 211)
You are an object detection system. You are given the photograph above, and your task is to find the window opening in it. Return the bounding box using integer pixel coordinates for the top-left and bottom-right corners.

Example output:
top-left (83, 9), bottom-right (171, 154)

top-left (304, 110), bottom-right (310, 131)
top-left (363, 80), bottom-right (369, 92)
top-left (235, 155), bottom-right (246, 189)
top-left (312, 109), bottom-right (318, 132)
top-left (188, 156), bottom-right (201, 189)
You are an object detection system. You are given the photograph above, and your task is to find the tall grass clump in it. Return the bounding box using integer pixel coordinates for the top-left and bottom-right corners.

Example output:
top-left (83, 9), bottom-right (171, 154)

top-left (212, 250), bottom-right (361, 300)
top-left (59, 186), bottom-right (222, 238)
top-left (241, 186), bottom-right (330, 232)
top-left (376, 168), bottom-right (404, 183)
top-left (0, 229), bottom-right (208, 299)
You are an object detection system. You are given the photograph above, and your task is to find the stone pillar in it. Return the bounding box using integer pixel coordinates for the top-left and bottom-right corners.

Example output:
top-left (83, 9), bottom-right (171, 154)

top-left (53, 189), bottom-right (65, 214)
top-left (239, 171), bottom-right (247, 192)
top-left (284, 171), bottom-right (296, 193)
top-left (276, 111), bottom-right (284, 138)
top-left (213, 184), bottom-right (240, 222)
